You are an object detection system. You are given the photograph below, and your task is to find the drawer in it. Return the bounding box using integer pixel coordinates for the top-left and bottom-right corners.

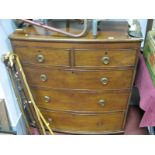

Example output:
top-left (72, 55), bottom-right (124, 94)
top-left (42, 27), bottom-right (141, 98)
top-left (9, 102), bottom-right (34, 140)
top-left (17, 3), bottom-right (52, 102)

top-left (32, 88), bottom-right (130, 112)
top-left (12, 40), bottom-right (141, 50)
top-left (41, 109), bottom-right (124, 134)
top-left (14, 46), bottom-right (69, 67)
top-left (24, 67), bottom-right (134, 90)
top-left (75, 49), bottom-right (137, 67)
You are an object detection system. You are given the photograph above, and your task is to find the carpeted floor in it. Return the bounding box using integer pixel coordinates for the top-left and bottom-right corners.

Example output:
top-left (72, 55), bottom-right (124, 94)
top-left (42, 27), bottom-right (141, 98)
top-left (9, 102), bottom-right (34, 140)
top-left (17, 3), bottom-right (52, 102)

top-left (124, 105), bottom-right (149, 135)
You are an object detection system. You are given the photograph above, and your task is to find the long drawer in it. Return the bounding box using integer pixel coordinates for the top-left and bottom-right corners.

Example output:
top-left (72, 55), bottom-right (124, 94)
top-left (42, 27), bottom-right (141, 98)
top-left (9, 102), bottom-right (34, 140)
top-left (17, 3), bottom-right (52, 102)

top-left (75, 49), bottom-right (137, 67)
top-left (31, 88), bottom-right (130, 112)
top-left (15, 47), bottom-right (69, 67)
top-left (24, 67), bottom-right (134, 90)
top-left (41, 109), bottom-right (125, 134)
top-left (12, 40), bottom-right (141, 50)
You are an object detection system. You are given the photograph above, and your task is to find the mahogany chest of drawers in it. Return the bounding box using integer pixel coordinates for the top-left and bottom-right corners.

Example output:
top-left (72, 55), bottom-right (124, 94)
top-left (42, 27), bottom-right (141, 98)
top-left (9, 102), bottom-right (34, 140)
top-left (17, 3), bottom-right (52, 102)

top-left (10, 21), bottom-right (142, 134)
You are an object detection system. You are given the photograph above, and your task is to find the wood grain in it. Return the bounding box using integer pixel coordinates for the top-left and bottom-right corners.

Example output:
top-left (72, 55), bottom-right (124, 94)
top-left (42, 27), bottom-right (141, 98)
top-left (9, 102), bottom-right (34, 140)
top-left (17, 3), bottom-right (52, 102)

top-left (31, 88), bottom-right (130, 112)
top-left (11, 40), bottom-right (141, 50)
top-left (10, 22), bottom-right (142, 134)
top-left (14, 46), bottom-right (70, 67)
top-left (41, 109), bottom-right (125, 134)
top-left (23, 67), bottom-right (134, 90)
top-left (75, 49), bottom-right (137, 67)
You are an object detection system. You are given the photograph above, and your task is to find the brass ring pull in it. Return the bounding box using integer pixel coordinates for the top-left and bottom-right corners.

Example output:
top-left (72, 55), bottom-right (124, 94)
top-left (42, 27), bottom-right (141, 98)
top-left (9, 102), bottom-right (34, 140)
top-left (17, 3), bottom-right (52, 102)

top-left (40, 74), bottom-right (47, 82)
top-left (98, 99), bottom-right (106, 106)
top-left (100, 77), bottom-right (108, 85)
top-left (44, 96), bottom-right (51, 103)
top-left (36, 54), bottom-right (44, 63)
top-left (101, 56), bottom-right (110, 65)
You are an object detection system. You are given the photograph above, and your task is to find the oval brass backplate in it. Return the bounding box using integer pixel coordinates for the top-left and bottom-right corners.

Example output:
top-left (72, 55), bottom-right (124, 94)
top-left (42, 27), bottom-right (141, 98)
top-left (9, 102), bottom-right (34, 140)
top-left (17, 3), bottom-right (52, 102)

top-left (98, 99), bottom-right (105, 106)
top-left (40, 74), bottom-right (47, 82)
top-left (100, 77), bottom-right (108, 85)
top-left (44, 96), bottom-right (51, 103)
top-left (101, 56), bottom-right (110, 65)
top-left (36, 54), bottom-right (44, 63)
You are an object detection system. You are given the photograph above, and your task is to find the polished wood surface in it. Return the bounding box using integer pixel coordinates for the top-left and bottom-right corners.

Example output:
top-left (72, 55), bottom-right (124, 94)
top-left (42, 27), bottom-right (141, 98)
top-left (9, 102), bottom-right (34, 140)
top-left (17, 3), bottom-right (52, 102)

top-left (31, 88), bottom-right (130, 112)
top-left (41, 109), bottom-right (125, 134)
top-left (14, 45), bottom-right (137, 68)
top-left (23, 66), bottom-right (134, 90)
top-left (12, 40), bottom-right (141, 49)
top-left (14, 46), bottom-right (70, 67)
top-left (75, 49), bottom-right (137, 68)
top-left (10, 21), bottom-right (142, 134)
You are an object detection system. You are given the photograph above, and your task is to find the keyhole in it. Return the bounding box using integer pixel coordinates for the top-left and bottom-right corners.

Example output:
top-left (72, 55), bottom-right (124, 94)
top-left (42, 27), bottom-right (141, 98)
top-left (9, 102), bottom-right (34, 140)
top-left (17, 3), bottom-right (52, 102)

top-left (104, 51), bottom-right (108, 55)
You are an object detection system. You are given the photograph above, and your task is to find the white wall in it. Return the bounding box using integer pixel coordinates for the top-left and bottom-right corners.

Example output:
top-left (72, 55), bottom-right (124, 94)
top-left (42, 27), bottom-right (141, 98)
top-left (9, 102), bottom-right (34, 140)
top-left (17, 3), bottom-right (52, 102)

top-left (0, 81), bottom-right (5, 98)
top-left (138, 19), bottom-right (147, 47)
top-left (0, 19), bottom-right (26, 134)
top-left (138, 19), bottom-right (147, 37)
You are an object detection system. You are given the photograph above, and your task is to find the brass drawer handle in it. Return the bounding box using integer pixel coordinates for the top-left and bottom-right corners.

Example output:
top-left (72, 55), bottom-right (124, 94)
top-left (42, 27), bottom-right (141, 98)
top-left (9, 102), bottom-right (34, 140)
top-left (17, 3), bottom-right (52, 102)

top-left (36, 54), bottom-right (44, 63)
top-left (101, 56), bottom-right (110, 65)
top-left (40, 74), bottom-right (47, 82)
top-left (100, 77), bottom-right (108, 85)
top-left (98, 99), bottom-right (105, 106)
top-left (44, 96), bottom-right (51, 103)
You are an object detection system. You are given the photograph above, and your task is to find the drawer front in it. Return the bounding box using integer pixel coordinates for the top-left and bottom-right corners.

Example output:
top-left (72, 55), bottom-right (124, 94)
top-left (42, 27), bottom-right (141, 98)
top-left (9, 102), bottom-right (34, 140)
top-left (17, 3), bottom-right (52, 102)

top-left (41, 109), bottom-right (124, 134)
top-left (75, 49), bottom-right (137, 67)
top-left (24, 67), bottom-right (133, 90)
top-left (14, 47), bottom-right (69, 67)
top-left (32, 88), bottom-right (130, 112)
top-left (12, 40), bottom-right (141, 50)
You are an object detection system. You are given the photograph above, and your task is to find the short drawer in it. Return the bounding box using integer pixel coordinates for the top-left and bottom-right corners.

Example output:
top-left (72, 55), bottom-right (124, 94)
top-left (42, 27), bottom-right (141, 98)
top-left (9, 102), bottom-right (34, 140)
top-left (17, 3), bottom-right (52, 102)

top-left (14, 46), bottom-right (69, 67)
top-left (41, 109), bottom-right (124, 134)
top-left (24, 67), bottom-right (134, 90)
top-left (32, 88), bottom-right (130, 112)
top-left (75, 49), bottom-right (137, 67)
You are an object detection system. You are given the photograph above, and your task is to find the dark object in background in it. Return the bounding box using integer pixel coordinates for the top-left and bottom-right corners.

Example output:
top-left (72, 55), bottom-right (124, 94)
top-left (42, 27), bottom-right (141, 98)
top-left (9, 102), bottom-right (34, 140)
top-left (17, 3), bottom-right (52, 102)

top-left (15, 19), bottom-right (32, 28)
